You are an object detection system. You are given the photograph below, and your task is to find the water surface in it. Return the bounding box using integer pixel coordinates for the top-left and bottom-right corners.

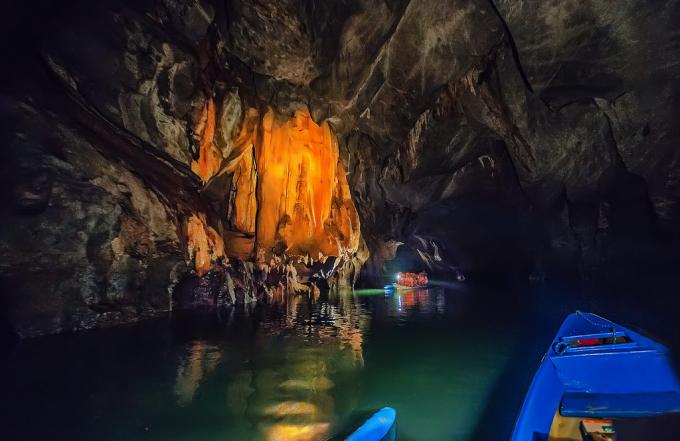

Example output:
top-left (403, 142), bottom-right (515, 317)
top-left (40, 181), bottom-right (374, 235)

top-left (3, 278), bottom-right (680, 440)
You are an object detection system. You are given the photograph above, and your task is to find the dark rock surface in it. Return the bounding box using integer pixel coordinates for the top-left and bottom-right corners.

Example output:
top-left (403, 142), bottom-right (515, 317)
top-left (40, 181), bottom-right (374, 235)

top-left (0, 0), bottom-right (208, 337)
top-left (0, 88), bottom-right (187, 337)
top-left (1, 0), bottom-right (679, 336)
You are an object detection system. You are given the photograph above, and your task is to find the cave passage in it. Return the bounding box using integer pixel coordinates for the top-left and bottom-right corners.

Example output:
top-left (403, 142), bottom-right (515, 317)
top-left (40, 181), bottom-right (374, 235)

top-left (2, 0), bottom-right (680, 440)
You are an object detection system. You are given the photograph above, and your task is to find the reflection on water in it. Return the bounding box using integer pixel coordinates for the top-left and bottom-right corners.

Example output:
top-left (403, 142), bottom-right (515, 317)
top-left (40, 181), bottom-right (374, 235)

top-left (174, 341), bottom-right (222, 406)
top-left (386, 288), bottom-right (443, 315)
top-left (169, 289), bottom-right (456, 440)
top-left (3, 281), bottom-right (571, 441)
top-left (172, 291), bottom-right (370, 440)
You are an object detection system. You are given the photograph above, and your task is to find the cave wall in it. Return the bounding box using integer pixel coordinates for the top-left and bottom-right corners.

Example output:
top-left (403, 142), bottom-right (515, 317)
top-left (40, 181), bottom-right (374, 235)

top-left (2, 0), bottom-right (680, 336)
top-left (0, 0), bottom-right (213, 337)
top-left (0, 79), bottom-right (187, 337)
top-left (0, 0), bottom-right (366, 337)
top-left (492, 0), bottom-right (680, 271)
top-left (313, 0), bottom-right (680, 280)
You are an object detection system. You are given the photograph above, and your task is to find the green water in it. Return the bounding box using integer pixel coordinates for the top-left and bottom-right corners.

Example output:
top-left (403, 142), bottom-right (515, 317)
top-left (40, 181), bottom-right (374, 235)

top-left (4, 279), bottom-right (679, 440)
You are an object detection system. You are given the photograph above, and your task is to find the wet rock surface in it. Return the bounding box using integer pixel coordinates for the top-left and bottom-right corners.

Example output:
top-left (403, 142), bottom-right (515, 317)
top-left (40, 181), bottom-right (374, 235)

top-left (1, 0), bottom-right (679, 336)
top-left (0, 98), bottom-right (186, 337)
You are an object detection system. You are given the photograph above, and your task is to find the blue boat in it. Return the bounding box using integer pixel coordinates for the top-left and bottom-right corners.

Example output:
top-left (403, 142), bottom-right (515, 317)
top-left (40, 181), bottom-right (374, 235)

top-left (512, 311), bottom-right (680, 440)
top-left (346, 407), bottom-right (397, 441)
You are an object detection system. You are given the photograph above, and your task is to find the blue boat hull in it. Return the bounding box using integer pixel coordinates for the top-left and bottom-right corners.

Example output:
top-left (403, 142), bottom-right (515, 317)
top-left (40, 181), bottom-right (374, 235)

top-left (512, 311), bottom-right (680, 440)
top-left (346, 407), bottom-right (397, 441)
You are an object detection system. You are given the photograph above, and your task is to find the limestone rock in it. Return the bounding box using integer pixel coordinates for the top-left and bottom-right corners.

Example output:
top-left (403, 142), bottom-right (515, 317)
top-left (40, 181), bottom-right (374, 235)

top-left (2, 0), bottom-right (680, 337)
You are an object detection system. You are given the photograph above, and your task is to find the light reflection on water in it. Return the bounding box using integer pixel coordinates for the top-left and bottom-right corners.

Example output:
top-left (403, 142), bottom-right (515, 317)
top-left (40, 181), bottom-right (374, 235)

top-left (2, 284), bottom-right (537, 441)
top-left (174, 341), bottom-right (222, 406)
top-left (6, 278), bottom-right (680, 440)
top-left (171, 291), bottom-right (372, 441)
top-left (166, 287), bottom-right (509, 441)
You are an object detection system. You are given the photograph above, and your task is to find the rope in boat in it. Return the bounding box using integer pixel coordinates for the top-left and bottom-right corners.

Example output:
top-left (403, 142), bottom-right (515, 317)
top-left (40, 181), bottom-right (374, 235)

top-left (575, 310), bottom-right (614, 330)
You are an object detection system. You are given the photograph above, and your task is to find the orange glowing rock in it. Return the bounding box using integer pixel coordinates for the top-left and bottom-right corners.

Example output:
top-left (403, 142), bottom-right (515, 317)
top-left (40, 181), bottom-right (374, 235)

top-left (191, 98), bottom-right (222, 182)
top-left (186, 213), bottom-right (225, 276)
top-left (222, 107), bottom-right (260, 171)
top-left (252, 108), bottom-right (360, 258)
top-left (188, 102), bottom-right (361, 275)
top-left (228, 145), bottom-right (257, 234)
top-left (220, 107), bottom-right (361, 260)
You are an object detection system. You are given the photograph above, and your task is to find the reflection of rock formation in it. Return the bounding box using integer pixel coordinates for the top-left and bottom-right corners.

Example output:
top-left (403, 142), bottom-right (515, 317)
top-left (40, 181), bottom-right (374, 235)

top-left (171, 292), bottom-right (370, 440)
top-left (174, 340), bottom-right (222, 406)
top-left (264, 422), bottom-right (330, 441)
top-left (259, 352), bottom-right (335, 441)
top-left (317, 296), bottom-right (367, 367)
top-left (221, 293), bottom-right (371, 440)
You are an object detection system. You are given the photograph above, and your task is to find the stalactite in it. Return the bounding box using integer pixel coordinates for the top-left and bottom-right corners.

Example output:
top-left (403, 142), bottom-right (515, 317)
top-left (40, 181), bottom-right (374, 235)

top-left (229, 146), bottom-right (258, 234)
top-left (186, 213), bottom-right (225, 276)
top-left (252, 108), bottom-right (361, 259)
top-left (191, 98), bottom-right (222, 182)
top-left (187, 101), bottom-right (363, 285)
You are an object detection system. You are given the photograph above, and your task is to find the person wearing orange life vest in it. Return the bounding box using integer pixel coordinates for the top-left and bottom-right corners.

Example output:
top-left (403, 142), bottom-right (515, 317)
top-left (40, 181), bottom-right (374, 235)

top-left (395, 271), bottom-right (428, 287)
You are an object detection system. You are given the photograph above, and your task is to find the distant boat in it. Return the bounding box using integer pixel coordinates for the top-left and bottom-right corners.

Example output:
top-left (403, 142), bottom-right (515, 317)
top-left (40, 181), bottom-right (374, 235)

top-left (390, 283), bottom-right (427, 290)
top-left (346, 407), bottom-right (397, 441)
top-left (385, 272), bottom-right (429, 291)
top-left (512, 311), bottom-right (680, 440)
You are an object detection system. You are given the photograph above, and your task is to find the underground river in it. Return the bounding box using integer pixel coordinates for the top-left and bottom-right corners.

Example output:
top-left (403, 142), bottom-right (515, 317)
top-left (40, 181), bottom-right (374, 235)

top-left (3, 276), bottom-right (680, 441)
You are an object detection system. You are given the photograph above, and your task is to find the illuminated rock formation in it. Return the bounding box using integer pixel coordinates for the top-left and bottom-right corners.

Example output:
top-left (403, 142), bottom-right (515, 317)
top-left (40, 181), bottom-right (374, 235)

top-left (186, 102), bottom-right (363, 286)
top-left (253, 109), bottom-right (360, 259)
top-left (186, 213), bottom-right (225, 276)
top-left (228, 145), bottom-right (257, 235)
top-left (191, 98), bottom-right (222, 182)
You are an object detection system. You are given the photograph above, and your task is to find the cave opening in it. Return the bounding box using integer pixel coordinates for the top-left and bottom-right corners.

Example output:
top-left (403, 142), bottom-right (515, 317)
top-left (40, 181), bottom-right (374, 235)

top-left (2, 0), bottom-right (680, 440)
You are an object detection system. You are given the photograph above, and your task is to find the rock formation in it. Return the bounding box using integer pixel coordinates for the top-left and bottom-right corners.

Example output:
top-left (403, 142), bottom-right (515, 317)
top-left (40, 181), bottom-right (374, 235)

top-left (1, 0), bottom-right (679, 337)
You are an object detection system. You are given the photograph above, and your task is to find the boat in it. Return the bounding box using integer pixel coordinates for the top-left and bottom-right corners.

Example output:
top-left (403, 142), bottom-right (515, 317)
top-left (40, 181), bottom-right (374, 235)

top-left (346, 407), bottom-right (397, 441)
top-left (385, 272), bottom-right (429, 291)
top-left (391, 283), bottom-right (427, 290)
top-left (512, 311), bottom-right (680, 440)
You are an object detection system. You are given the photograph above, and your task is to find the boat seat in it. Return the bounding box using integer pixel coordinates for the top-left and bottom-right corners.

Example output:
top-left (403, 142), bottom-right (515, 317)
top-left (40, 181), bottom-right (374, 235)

top-left (561, 391), bottom-right (680, 418)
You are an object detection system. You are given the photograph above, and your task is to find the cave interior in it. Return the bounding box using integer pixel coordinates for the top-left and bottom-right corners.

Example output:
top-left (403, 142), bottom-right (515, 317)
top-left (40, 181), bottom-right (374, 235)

top-left (3, 0), bottom-right (679, 337)
top-left (2, 0), bottom-right (680, 438)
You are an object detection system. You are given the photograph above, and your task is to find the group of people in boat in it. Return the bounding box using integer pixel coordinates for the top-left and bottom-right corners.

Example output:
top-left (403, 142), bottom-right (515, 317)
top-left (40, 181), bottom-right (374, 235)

top-left (395, 271), bottom-right (428, 287)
